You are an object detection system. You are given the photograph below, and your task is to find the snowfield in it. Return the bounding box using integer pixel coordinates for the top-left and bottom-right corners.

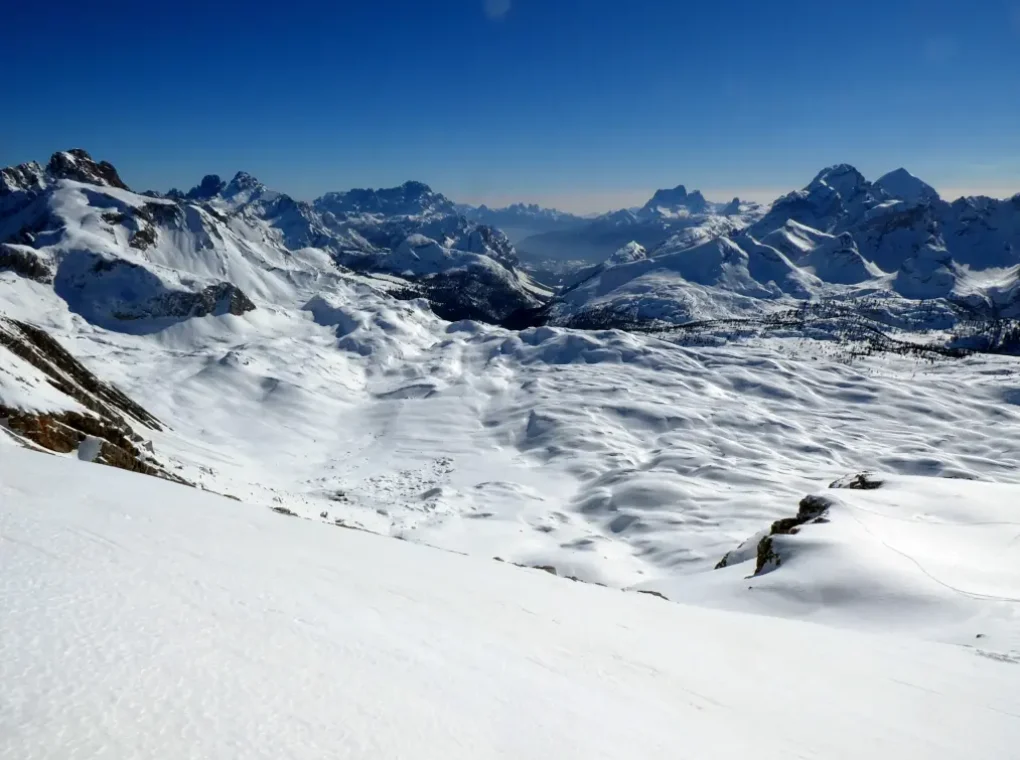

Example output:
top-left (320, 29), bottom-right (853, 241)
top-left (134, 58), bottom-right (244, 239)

top-left (5, 149), bottom-right (1020, 755)
top-left (2, 446), bottom-right (1019, 760)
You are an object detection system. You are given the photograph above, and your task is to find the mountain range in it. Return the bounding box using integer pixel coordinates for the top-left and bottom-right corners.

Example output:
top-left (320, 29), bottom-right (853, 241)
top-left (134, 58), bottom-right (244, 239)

top-left (4, 148), bottom-right (1020, 714)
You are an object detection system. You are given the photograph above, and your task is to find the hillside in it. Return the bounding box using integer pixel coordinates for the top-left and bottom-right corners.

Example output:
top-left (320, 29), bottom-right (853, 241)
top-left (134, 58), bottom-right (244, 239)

top-left (3, 445), bottom-right (1018, 759)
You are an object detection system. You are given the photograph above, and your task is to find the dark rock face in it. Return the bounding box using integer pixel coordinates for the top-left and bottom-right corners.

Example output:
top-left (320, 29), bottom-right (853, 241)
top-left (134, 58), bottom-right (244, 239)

top-left (0, 244), bottom-right (52, 282)
top-left (115, 282), bottom-right (257, 321)
top-left (315, 180), bottom-right (457, 218)
top-left (46, 149), bottom-right (128, 190)
top-left (640, 184), bottom-right (708, 214)
top-left (129, 226), bottom-right (158, 250)
top-left (186, 174), bottom-right (227, 200)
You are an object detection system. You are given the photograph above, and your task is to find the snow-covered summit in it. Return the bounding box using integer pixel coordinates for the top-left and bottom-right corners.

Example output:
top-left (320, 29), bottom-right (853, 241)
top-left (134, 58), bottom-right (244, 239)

top-left (0, 150), bottom-right (548, 327)
top-left (1, 149), bottom-right (128, 197)
top-left (875, 167), bottom-right (940, 205)
top-left (607, 240), bottom-right (647, 266)
top-left (544, 162), bottom-right (1020, 327)
top-left (517, 186), bottom-right (760, 265)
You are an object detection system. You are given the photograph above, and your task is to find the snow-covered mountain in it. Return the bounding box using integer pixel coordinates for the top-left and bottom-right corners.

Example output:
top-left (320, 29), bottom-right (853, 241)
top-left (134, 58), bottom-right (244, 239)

top-left (457, 202), bottom-right (587, 244)
top-left (515, 184), bottom-right (762, 265)
top-left (542, 165), bottom-right (1020, 330)
top-left (0, 150), bottom-right (549, 327)
top-left (6, 148), bottom-right (1020, 754)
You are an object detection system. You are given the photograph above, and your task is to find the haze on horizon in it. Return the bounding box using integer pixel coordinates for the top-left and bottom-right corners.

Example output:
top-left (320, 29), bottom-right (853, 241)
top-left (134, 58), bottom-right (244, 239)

top-left (3, 0), bottom-right (1019, 214)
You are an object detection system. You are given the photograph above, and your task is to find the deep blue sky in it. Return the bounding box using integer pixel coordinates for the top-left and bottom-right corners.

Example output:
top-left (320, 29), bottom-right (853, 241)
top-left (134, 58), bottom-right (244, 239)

top-left (4, 0), bottom-right (1019, 211)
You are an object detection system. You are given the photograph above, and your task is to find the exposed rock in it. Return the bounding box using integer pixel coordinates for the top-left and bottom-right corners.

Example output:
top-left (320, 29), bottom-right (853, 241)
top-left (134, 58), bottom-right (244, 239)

top-left (129, 225), bottom-right (158, 250)
top-left (0, 317), bottom-right (162, 428)
top-left (0, 317), bottom-right (189, 483)
top-left (829, 472), bottom-right (884, 490)
top-left (635, 589), bottom-right (670, 601)
top-left (0, 244), bottom-right (52, 282)
top-left (167, 282), bottom-right (256, 318)
top-left (186, 174), bottom-right (227, 200)
top-left (753, 494), bottom-right (834, 575)
top-left (46, 149), bottom-right (128, 190)
top-left (0, 161), bottom-right (46, 196)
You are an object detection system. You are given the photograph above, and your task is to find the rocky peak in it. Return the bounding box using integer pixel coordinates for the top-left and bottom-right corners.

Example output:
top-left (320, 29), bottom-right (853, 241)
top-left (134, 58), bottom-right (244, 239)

top-left (46, 149), bottom-right (128, 190)
top-left (721, 197), bottom-right (742, 215)
top-left (874, 168), bottom-right (939, 205)
top-left (185, 174), bottom-right (227, 200)
top-left (223, 171), bottom-right (264, 195)
top-left (0, 161), bottom-right (47, 196)
top-left (640, 184), bottom-right (708, 215)
top-left (807, 164), bottom-right (868, 200)
top-left (315, 181), bottom-right (455, 218)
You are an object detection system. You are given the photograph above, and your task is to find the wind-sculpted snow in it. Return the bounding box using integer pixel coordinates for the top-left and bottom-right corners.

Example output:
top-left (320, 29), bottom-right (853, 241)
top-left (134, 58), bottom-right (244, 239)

top-left (9, 269), bottom-right (1020, 651)
top-left (5, 148), bottom-right (1020, 669)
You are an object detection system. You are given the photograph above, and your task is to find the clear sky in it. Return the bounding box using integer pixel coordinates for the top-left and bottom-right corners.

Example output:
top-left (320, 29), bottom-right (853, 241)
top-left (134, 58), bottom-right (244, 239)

top-left (4, 0), bottom-right (1020, 212)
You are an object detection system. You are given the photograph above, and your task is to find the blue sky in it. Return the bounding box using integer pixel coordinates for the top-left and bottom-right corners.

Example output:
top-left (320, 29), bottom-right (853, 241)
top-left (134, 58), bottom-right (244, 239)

top-left (4, 0), bottom-right (1019, 212)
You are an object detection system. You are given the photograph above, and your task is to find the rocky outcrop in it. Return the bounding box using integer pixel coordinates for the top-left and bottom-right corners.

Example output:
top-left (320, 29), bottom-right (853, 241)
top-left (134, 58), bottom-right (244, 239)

top-left (148, 282), bottom-right (256, 319)
top-left (185, 174), bottom-right (227, 200)
top-left (753, 494), bottom-right (834, 575)
top-left (46, 149), bottom-right (128, 190)
top-left (0, 244), bottom-right (52, 282)
top-left (0, 317), bottom-right (188, 483)
top-left (0, 161), bottom-right (46, 196)
top-left (829, 472), bottom-right (884, 490)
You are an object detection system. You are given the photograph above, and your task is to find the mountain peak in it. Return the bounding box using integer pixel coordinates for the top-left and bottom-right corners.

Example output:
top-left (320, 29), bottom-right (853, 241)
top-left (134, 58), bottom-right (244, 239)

top-left (228, 171), bottom-right (262, 190)
top-left (641, 184), bottom-right (708, 215)
top-left (874, 168), bottom-right (939, 204)
top-left (314, 181), bottom-right (454, 218)
top-left (400, 180), bottom-right (433, 195)
top-left (0, 160), bottom-right (46, 196)
top-left (807, 164), bottom-right (868, 199)
top-left (185, 174), bottom-right (227, 200)
top-left (46, 149), bottom-right (128, 190)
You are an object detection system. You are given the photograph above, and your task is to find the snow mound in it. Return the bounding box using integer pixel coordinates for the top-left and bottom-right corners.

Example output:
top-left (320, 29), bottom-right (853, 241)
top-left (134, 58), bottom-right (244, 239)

top-left (696, 474), bottom-right (1020, 652)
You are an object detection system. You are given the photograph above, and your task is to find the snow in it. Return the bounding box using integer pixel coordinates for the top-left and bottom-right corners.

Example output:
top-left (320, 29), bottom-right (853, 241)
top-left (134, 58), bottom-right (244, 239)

top-left (0, 320), bottom-right (86, 415)
top-left (7, 151), bottom-right (1020, 755)
top-left (8, 269), bottom-right (1020, 625)
top-left (3, 446), bottom-right (1019, 759)
top-left (661, 474), bottom-right (1020, 652)
top-left (875, 168), bottom-right (940, 204)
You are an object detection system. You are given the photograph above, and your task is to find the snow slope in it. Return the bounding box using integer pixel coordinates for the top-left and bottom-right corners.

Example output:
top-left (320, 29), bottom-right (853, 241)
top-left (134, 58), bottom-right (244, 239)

top-left (7, 271), bottom-right (1020, 628)
top-left (3, 446), bottom-right (1018, 760)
